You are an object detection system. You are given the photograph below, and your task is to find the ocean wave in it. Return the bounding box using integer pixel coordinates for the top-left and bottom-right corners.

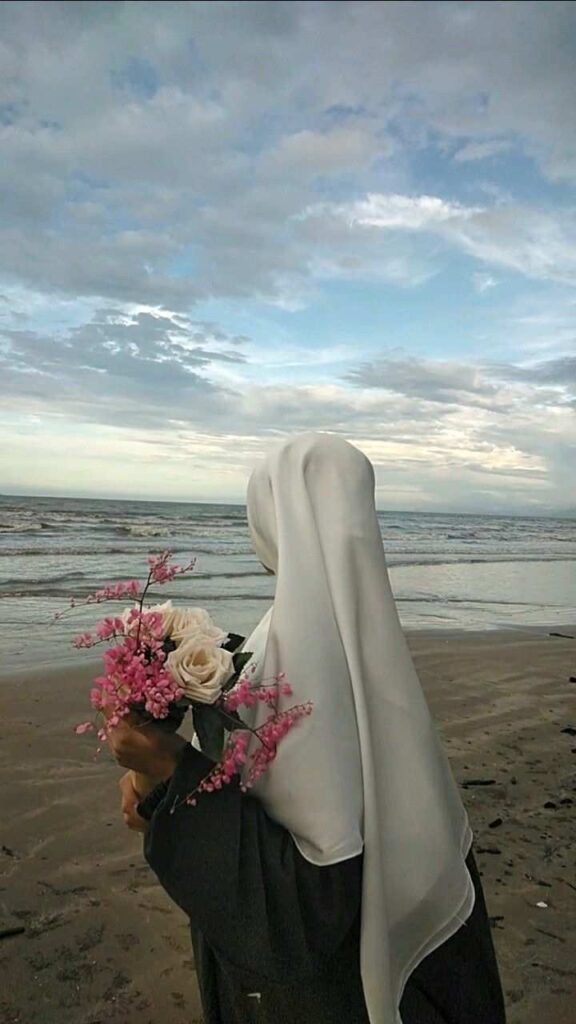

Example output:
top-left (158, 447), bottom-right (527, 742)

top-left (0, 548), bottom-right (574, 566)
top-left (196, 570), bottom-right (267, 580)
top-left (183, 593), bottom-right (271, 602)
top-left (114, 525), bottom-right (171, 537)
top-left (0, 546), bottom-right (146, 557)
top-left (0, 542), bottom-right (212, 557)
top-left (0, 523), bottom-right (41, 534)
top-left (0, 570), bottom-right (86, 588)
top-left (195, 546), bottom-right (254, 557)
top-left (184, 515), bottom-right (247, 526)
top-left (387, 554), bottom-right (576, 568)
top-left (395, 596), bottom-right (562, 607)
top-left (0, 587), bottom-right (271, 602)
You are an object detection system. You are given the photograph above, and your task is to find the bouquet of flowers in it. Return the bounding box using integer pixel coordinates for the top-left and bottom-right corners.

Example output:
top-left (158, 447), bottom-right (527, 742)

top-left (62, 551), bottom-right (312, 805)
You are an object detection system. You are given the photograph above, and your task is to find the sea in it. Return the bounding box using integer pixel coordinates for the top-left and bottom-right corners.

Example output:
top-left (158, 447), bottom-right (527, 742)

top-left (1, 494), bottom-right (575, 670)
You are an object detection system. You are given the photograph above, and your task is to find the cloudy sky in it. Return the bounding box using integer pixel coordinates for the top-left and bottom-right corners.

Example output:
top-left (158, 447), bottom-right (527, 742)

top-left (1, 1), bottom-right (575, 512)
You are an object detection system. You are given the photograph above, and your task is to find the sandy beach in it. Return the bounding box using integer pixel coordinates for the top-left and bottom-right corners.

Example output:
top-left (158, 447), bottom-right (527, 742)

top-left (1, 630), bottom-right (575, 1024)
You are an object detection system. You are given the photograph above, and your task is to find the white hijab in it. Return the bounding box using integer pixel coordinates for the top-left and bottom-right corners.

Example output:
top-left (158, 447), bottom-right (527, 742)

top-left (243, 433), bottom-right (475, 1024)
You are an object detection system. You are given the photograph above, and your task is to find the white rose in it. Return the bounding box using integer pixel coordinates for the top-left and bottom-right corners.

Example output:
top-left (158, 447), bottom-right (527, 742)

top-left (167, 637), bottom-right (234, 704)
top-left (164, 606), bottom-right (228, 646)
top-left (120, 600), bottom-right (174, 636)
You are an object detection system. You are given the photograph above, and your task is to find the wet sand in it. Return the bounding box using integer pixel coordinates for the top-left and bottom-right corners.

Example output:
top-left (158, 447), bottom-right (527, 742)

top-left (1, 630), bottom-right (575, 1024)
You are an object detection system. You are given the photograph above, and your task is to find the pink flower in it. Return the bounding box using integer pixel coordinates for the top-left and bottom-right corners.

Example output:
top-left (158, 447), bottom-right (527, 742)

top-left (244, 702), bottom-right (313, 789)
top-left (95, 617), bottom-right (121, 641)
top-left (68, 555), bottom-right (317, 775)
top-left (85, 632), bottom-right (183, 735)
top-left (74, 722), bottom-right (94, 735)
top-left (86, 580), bottom-right (142, 605)
top-left (175, 680), bottom-right (313, 810)
top-left (59, 551), bottom-right (196, 625)
top-left (147, 551), bottom-right (196, 585)
top-left (223, 677), bottom-right (289, 712)
top-left (73, 632), bottom-right (95, 648)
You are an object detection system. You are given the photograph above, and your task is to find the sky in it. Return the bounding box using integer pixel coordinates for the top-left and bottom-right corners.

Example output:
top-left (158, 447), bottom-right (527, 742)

top-left (0, 1), bottom-right (575, 513)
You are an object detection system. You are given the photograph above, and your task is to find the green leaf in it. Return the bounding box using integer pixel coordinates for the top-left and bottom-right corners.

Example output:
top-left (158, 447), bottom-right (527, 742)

top-left (222, 632), bottom-right (245, 653)
top-left (221, 651), bottom-right (252, 694)
top-left (127, 701), bottom-right (186, 734)
top-left (222, 672), bottom-right (238, 693)
top-left (171, 696), bottom-right (192, 711)
top-left (232, 650), bottom-right (253, 676)
top-left (192, 705), bottom-right (226, 762)
top-left (219, 707), bottom-right (245, 731)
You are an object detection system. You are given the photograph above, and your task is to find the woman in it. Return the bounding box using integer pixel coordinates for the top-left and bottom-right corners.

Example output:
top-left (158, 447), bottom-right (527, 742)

top-left (110, 433), bottom-right (506, 1024)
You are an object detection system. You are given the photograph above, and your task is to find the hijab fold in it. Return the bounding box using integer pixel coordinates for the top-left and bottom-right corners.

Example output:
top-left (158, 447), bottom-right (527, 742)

top-left (244, 433), bottom-right (474, 1024)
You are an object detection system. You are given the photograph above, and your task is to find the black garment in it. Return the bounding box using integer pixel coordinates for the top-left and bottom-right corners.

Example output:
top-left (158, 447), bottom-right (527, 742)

top-left (138, 745), bottom-right (505, 1024)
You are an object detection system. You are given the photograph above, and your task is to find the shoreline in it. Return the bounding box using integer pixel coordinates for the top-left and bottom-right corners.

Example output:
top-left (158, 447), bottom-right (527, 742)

top-left (2, 621), bottom-right (575, 679)
top-left (1, 630), bottom-right (575, 1023)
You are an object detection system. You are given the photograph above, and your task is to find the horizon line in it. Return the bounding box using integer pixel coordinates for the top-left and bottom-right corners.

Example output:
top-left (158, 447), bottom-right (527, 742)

top-left (0, 491), bottom-right (574, 520)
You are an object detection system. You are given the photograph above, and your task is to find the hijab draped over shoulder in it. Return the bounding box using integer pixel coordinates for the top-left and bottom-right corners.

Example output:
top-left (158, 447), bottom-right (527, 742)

top-left (243, 433), bottom-right (475, 1024)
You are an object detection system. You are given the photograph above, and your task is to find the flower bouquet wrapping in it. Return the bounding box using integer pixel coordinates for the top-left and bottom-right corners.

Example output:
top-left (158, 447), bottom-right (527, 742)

top-left (64, 551), bottom-right (312, 807)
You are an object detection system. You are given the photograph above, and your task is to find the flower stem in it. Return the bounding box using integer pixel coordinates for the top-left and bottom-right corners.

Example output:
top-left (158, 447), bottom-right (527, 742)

top-left (216, 705), bottom-right (273, 751)
top-left (135, 569), bottom-right (153, 650)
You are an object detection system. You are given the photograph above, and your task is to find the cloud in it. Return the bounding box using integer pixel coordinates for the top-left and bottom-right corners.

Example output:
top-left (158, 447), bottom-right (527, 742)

top-left (499, 292), bottom-right (576, 359)
top-left (266, 126), bottom-right (384, 176)
top-left (2, 317), bottom-right (574, 510)
top-left (347, 356), bottom-right (502, 409)
top-left (454, 140), bottom-right (511, 163)
top-left (0, 309), bottom-right (248, 429)
top-left (3, 370), bottom-right (568, 510)
top-left (494, 354), bottom-right (576, 389)
top-left (0, 2), bottom-right (574, 308)
top-left (472, 272), bottom-right (497, 294)
top-left (0, 2), bottom-right (575, 511)
top-left (344, 352), bottom-right (575, 509)
top-left (317, 192), bottom-right (576, 285)
top-left (347, 352), bottom-right (575, 407)
top-left (337, 194), bottom-right (480, 231)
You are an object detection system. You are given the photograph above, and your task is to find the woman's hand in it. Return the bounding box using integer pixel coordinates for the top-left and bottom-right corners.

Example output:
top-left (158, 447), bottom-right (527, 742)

top-left (107, 713), bottom-right (187, 779)
top-left (119, 771), bottom-right (149, 833)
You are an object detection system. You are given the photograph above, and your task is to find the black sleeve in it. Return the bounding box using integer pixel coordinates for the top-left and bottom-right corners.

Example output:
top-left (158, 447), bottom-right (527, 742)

top-left (137, 744), bottom-right (362, 985)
